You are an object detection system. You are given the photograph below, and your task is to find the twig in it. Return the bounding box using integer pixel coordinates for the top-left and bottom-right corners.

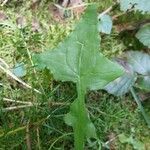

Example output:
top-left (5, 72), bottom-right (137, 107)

top-left (54, 3), bottom-right (93, 11)
top-left (26, 121), bottom-right (32, 150)
top-left (66, 3), bottom-right (92, 10)
top-left (112, 11), bottom-right (128, 20)
top-left (130, 87), bottom-right (150, 127)
top-left (104, 136), bottom-right (117, 145)
top-left (98, 5), bottom-right (113, 19)
top-left (0, 58), bottom-right (41, 94)
top-left (3, 98), bottom-right (33, 105)
top-left (62, 0), bottom-right (69, 7)
top-left (36, 127), bottom-right (41, 150)
top-left (0, 58), bottom-right (9, 68)
top-left (2, 97), bottom-right (70, 111)
top-left (2, 105), bottom-right (34, 111)
top-left (3, 97), bottom-right (69, 106)
top-left (54, 2), bottom-right (117, 20)
top-left (54, 4), bottom-right (64, 10)
top-left (98, 2), bottom-right (118, 19)
top-left (54, 3), bottom-right (87, 10)
top-left (1, 0), bottom-right (9, 6)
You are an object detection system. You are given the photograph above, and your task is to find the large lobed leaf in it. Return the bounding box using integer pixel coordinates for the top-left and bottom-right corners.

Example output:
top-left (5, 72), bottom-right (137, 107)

top-left (136, 25), bottom-right (150, 48)
top-left (120, 0), bottom-right (150, 13)
top-left (127, 51), bottom-right (150, 75)
top-left (105, 73), bottom-right (136, 96)
top-left (34, 6), bottom-right (123, 91)
top-left (127, 51), bottom-right (150, 91)
top-left (34, 5), bottom-right (124, 149)
top-left (137, 76), bottom-right (150, 91)
top-left (105, 58), bottom-right (137, 96)
top-left (105, 51), bottom-right (150, 96)
top-left (119, 134), bottom-right (145, 150)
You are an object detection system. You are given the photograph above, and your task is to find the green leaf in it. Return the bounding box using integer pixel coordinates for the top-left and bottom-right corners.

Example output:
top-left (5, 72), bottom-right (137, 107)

top-left (12, 63), bottom-right (26, 77)
top-left (119, 133), bottom-right (130, 143)
top-left (127, 51), bottom-right (150, 91)
top-left (136, 25), bottom-right (150, 48)
top-left (127, 51), bottom-right (150, 75)
top-left (119, 134), bottom-right (145, 150)
top-left (34, 5), bottom-right (124, 150)
top-left (105, 59), bottom-right (137, 96)
top-left (136, 76), bottom-right (150, 91)
top-left (105, 73), bottom-right (136, 96)
top-left (64, 99), bottom-right (97, 138)
top-left (120, 0), bottom-right (150, 13)
top-left (130, 87), bottom-right (150, 126)
top-left (98, 14), bottom-right (112, 34)
top-left (0, 20), bottom-right (17, 31)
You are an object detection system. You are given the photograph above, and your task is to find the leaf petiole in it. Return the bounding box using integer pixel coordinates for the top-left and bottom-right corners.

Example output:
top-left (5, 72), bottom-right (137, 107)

top-left (130, 87), bottom-right (150, 127)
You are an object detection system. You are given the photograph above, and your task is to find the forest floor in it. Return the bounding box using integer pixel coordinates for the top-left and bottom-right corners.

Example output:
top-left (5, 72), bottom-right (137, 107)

top-left (0, 0), bottom-right (150, 149)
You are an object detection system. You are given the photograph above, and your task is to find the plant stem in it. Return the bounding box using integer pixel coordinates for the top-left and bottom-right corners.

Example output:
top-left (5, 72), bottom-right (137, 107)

top-left (130, 87), bottom-right (150, 127)
top-left (74, 82), bottom-right (86, 150)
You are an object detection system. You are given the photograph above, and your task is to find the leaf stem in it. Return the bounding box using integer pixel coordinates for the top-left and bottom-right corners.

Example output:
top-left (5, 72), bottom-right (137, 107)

top-left (74, 82), bottom-right (86, 150)
top-left (98, 2), bottom-right (118, 19)
top-left (130, 87), bottom-right (150, 127)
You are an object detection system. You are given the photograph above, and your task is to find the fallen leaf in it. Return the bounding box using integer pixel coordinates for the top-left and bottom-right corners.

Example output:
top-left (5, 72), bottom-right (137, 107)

top-left (49, 4), bottom-right (64, 22)
top-left (16, 16), bottom-right (27, 28)
top-left (107, 132), bottom-right (117, 150)
top-left (114, 22), bottom-right (135, 32)
top-left (31, 18), bottom-right (41, 32)
top-left (139, 92), bottom-right (150, 101)
top-left (30, 0), bottom-right (41, 10)
top-left (61, 0), bottom-right (70, 7)
top-left (0, 11), bottom-right (7, 21)
top-left (70, 0), bottom-right (82, 5)
top-left (68, 0), bottom-right (85, 18)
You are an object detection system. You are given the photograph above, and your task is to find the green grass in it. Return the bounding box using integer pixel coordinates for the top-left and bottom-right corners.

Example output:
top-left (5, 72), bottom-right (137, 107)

top-left (0, 0), bottom-right (150, 149)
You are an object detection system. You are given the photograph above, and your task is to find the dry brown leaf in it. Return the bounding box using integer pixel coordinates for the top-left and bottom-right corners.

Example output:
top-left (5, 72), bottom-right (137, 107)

top-left (114, 23), bottom-right (135, 32)
top-left (62, 0), bottom-right (70, 7)
top-left (31, 18), bottom-right (41, 32)
top-left (139, 92), bottom-right (150, 101)
top-left (68, 0), bottom-right (85, 18)
top-left (0, 11), bottom-right (7, 21)
top-left (49, 4), bottom-right (64, 22)
top-left (107, 132), bottom-right (117, 150)
top-left (16, 16), bottom-right (27, 28)
top-left (30, 0), bottom-right (41, 10)
top-left (48, 0), bottom-right (85, 22)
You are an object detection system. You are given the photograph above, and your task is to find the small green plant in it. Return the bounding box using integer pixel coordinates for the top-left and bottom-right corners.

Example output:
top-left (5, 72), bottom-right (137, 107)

top-left (104, 0), bottom-right (150, 127)
top-left (105, 51), bottom-right (150, 126)
top-left (119, 133), bottom-right (145, 150)
top-left (1, 0), bottom-right (150, 149)
top-left (34, 5), bottom-right (124, 150)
